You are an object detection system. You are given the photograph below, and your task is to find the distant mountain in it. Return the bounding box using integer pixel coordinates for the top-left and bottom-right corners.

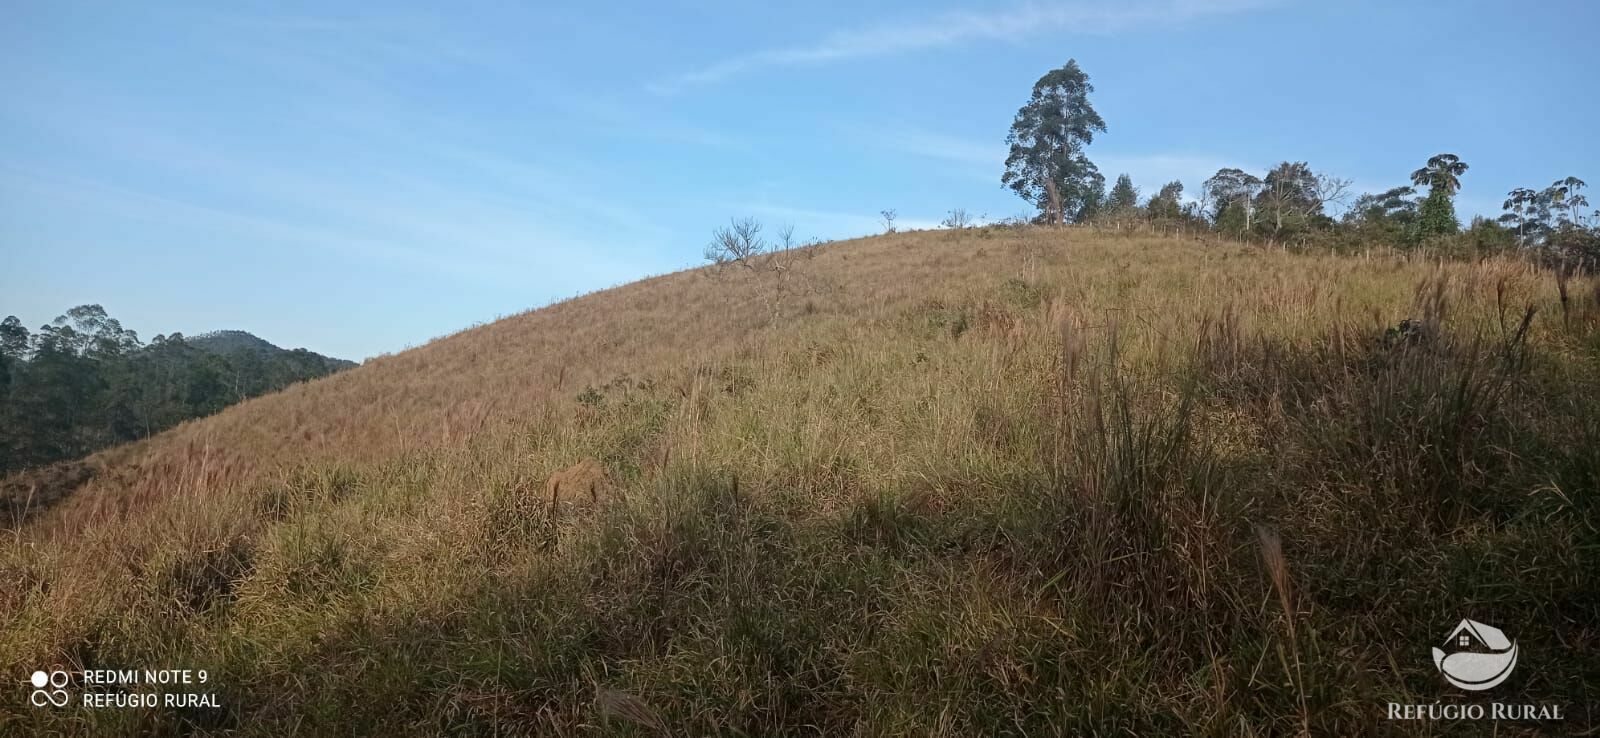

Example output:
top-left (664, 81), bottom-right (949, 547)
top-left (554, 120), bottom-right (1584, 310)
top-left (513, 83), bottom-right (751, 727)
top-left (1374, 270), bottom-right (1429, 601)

top-left (187, 330), bottom-right (357, 369)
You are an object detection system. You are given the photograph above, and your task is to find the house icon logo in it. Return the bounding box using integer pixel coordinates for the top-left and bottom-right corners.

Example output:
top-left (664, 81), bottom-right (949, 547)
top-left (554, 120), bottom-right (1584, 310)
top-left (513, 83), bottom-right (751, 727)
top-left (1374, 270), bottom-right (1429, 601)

top-left (1432, 619), bottom-right (1518, 691)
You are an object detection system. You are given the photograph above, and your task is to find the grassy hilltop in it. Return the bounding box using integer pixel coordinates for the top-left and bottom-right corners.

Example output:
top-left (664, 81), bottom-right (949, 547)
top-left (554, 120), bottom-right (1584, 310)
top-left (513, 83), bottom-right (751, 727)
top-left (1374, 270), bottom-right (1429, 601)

top-left (3, 227), bottom-right (1598, 735)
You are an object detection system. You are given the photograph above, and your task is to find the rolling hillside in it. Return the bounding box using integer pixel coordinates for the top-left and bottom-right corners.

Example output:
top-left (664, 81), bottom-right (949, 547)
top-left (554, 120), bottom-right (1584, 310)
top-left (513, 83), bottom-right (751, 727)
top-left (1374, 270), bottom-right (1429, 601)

top-left (4, 227), bottom-right (1598, 735)
top-left (0, 325), bottom-right (358, 508)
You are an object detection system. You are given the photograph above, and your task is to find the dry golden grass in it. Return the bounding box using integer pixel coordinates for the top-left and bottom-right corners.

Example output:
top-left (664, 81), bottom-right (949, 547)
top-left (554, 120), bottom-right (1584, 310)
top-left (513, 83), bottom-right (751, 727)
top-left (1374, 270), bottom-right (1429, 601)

top-left (3, 226), bottom-right (1597, 735)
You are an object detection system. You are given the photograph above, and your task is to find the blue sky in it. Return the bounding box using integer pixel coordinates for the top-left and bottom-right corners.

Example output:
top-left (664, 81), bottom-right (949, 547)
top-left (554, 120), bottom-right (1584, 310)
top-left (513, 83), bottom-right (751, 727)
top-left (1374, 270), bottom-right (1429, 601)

top-left (3, 0), bottom-right (1596, 360)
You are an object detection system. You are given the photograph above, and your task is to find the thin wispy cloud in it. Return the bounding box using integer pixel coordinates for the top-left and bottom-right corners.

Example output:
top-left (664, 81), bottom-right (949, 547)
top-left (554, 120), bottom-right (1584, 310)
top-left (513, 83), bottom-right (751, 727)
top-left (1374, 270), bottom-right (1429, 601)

top-left (652, 0), bottom-right (1276, 92)
top-left (881, 130), bottom-right (1004, 170)
top-left (862, 125), bottom-right (1246, 197)
top-left (0, 93), bottom-right (672, 292)
top-left (190, 7), bottom-right (746, 156)
top-left (0, 164), bottom-right (510, 284)
top-left (1, 11), bottom-right (709, 285)
top-left (726, 202), bottom-right (942, 239)
top-left (1096, 153), bottom-right (1251, 189)
top-left (871, 125), bottom-right (1465, 217)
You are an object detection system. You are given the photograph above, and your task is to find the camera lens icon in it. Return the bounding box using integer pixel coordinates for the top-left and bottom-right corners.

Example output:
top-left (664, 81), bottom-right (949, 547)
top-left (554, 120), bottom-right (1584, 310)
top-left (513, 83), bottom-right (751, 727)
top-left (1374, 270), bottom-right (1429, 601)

top-left (29, 670), bottom-right (71, 707)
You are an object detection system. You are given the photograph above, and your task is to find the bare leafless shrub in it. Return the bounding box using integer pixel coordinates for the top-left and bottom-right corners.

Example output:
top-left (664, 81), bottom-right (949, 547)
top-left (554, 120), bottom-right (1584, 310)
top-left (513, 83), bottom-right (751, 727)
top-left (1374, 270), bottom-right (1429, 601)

top-left (941, 208), bottom-right (973, 229)
top-left (704, 217), bottom-right (826, 323)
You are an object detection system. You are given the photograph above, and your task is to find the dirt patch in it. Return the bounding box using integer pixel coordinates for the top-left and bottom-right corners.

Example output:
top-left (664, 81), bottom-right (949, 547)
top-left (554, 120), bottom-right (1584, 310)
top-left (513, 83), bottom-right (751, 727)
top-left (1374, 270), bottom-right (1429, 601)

top-left (545, 458), bottom-right (615, 509)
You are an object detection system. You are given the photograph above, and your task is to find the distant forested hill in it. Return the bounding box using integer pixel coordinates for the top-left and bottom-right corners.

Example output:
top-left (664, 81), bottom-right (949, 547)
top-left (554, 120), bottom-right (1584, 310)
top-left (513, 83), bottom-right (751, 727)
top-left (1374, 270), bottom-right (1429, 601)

top-left (186, 329), bottom-right (284, 356)
top-left (0, 305), bottom-right (355, 477)
top-left (187, 330), bottom-right (358, 370)
top-left (186, 329), bottom-right (358, 395)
